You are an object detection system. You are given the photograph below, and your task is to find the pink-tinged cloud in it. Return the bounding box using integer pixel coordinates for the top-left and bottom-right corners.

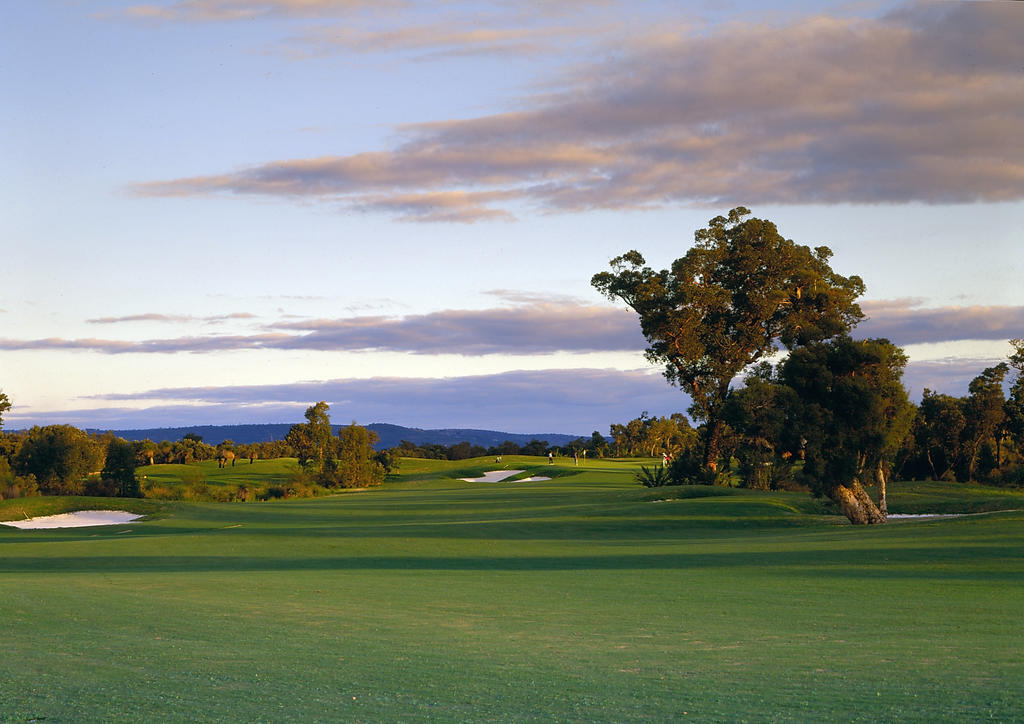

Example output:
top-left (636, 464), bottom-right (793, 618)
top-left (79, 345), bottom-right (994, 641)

top-left (9, 355), bottom-right (1003, 430)
top-left (87, 312), bottom-right (258, 324)
top-left (125, 0), bottom-right (391, 22)
top-left (857, 300), bottom-right (1024, 346)
top-left (71, 367), bottom-right (684, 433)
top-left (131, 3), bottom-right (1024, 220)
top-left (1, 299), bottom-right (1022, 355)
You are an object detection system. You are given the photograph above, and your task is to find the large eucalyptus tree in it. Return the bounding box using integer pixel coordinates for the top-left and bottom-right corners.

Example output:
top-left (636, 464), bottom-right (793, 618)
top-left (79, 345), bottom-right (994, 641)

top-left (592, 207), bottom-right (864, 473)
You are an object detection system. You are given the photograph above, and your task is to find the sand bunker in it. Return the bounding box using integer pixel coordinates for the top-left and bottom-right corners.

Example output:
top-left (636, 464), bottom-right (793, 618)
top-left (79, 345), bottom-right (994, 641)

top-left (887, 513), bottom-right (965, 519)
top-left (1, 510), bottom-right (143, 529)
top-left (459, 470), bottom-right (551, 483)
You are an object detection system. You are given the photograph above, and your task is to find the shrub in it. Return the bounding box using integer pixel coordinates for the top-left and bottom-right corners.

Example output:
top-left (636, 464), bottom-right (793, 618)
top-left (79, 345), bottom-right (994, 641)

top-left (183, 482), bottom-right (211, 501)
top-left (736, 451), bottom-right (795, 491)
top-left (635, 464), bottom-right (673, 487)
top-left (141, 479), bottom-right (184, 500)
top-left (83, 476), bottom-right (120, 497)
top-left (208, 486), bottom-right (236, 503)
top-left (264, 485), bottom-right (286, 499)
top-left (667, 449), bottom-right (730, 485)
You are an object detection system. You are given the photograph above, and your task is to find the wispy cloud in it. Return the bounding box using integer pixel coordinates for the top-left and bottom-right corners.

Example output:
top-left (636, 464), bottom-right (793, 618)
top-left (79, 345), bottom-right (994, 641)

top-left (286, 21), bottom-right (599, 60)
top-left (77, 367), bottom-right (681, 433)
top-left (123, 0), bottom-right (390, 22)
top-left (2, 299), bottom-right (1022, 356)
top-left (124, 0), bottom-right (607, 60)
top-left (87, 312), bottom-right (258, 325)
top-left (857, 300), bottom-right (1024, 346)
top-left (0, 302), bottom-right (642, 355)
top-left (132, 3), bottom-right (1024, 221)
top-left (9, 354), bottom-right (1002, 431)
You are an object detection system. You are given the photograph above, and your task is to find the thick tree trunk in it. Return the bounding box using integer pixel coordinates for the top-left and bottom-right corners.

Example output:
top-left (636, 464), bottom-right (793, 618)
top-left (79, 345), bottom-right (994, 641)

top-left (875, 462), bottom-right (888, 520)
top-left (831, 479), bottom-right (886, 524)
top-left (703, 418), bottom-right (723, 474)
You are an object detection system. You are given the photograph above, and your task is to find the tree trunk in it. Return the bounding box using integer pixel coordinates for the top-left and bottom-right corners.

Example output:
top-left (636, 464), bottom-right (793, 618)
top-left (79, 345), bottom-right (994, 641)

top-left (831, 479), bottom-right (886, 524)
top-left (703, 417), bottom-right (722, 474)
top-left (875, 462), bottom-right (888, 520)
top-left (926, 447), bottom-right (939, 481)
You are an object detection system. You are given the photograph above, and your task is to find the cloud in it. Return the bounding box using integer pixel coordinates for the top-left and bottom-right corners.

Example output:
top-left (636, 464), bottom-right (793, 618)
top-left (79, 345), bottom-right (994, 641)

top-left (266, 302), bottom-right (644, 353)
top-left (131, 3), bottom-right (1024, 220)
top-left (87, 312), bottom-right (258, 325)
top-left (125, 0), bottom-right (608, 60)
top-left (10, 354), bottom-right (1004, 431)
top-left (900, 357), bottom-right (1009, 399)
top-left (124, 0), bottom-right (388, 22)
top-left (2, 299), bottom-right (1022, 355)
top-left (857, 300), bottom-right (1024, 346)
top-left (287, 21), bottom-right (598, 60)
top-left (9, 368), bottom-right (686, 433)
top-left (0, 302), bottom-right (642, 355)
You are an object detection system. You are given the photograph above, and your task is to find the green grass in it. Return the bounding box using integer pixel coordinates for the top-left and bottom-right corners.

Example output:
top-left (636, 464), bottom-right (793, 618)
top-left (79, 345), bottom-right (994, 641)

top-left (1, 458), bottom-right (1022, 721)
top-left (137, 456), bottom-right (300, 489)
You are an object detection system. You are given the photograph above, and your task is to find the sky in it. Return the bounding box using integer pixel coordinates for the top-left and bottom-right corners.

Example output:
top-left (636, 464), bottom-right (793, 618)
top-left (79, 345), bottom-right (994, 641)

top-left (2, 0), bottom-right (1022, 435)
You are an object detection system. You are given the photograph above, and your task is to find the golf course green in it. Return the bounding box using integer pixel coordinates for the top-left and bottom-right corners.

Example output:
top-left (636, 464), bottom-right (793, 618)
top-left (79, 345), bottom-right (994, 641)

top-left (2, 456), bottom-right (1022, 721)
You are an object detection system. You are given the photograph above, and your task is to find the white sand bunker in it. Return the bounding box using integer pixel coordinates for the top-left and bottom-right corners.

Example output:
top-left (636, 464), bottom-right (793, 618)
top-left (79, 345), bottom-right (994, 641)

top-left (459, 470), bottom-right (551, 483)
top-left (1, 510), bottom-right (143, 529)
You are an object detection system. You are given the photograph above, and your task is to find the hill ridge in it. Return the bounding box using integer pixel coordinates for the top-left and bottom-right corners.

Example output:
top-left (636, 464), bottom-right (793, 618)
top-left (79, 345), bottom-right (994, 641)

top-left (88, 422), bottom-right (583, 449)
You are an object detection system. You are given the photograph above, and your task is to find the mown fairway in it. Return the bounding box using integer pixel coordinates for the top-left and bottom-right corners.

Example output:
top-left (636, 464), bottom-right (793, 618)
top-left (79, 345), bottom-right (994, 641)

top-left (2, 457), bottom-right (1022, 722)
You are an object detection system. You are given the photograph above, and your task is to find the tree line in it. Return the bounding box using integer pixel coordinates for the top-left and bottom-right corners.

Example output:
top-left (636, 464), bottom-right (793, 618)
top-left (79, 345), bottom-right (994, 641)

top-left (0, 397), bottom-right (387, 500)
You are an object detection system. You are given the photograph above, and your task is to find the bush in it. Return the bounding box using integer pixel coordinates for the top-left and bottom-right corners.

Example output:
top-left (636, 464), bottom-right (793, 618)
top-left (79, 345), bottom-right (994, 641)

top-left (141, 481), bottom-right (183, 500)
top-left (83, 476), bottom-right (120, 497)
top-left (183, 482), bottom-right (211, 501)
top-left (736, 451), bottom-right (795, 491)
top-left (0, 459), bottom-right (38, 500)
top-left (635, 464), bottom-right (673, 487)
top-left (667, 449), bottom-right (731, 486)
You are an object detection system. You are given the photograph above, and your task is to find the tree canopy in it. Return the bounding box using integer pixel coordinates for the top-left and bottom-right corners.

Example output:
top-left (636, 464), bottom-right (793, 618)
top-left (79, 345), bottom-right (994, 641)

top-left (781, 336), bottom-right (915, 523)
top-left (0, 390), bottom-right (10, 430)
top-left (592, 207), bottom-right (864, 471)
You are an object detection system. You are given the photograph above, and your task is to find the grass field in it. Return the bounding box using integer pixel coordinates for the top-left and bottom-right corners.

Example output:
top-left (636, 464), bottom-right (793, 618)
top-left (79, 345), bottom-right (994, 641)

top-left (1, 457), bottom-right (1022, 721)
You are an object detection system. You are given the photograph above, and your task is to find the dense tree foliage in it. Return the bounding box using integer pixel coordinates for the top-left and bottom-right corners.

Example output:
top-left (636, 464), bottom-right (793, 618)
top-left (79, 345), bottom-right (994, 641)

top-left (12, 425), bottom-right (104, 495)
top-left (335, 423), bottom-right (385, 488)
top-left (288, 402), bottom-right (334, 475)
top-left (913, 390), bottom-right (966, 481)
top-left (781, 337), bottom-right (915, 523)
top-left (593, 207), bottom-right (864, 472)
top-left (101, 437), bottom-right (141, 497)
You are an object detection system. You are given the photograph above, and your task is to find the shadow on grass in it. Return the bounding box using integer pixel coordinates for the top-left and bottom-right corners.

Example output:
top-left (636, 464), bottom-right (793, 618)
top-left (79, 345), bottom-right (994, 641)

top-left (1, 544), bottom-right (1021, 580)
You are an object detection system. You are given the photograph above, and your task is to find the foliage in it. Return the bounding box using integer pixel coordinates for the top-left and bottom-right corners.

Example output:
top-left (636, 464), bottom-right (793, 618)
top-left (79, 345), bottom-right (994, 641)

top-left (781, 336), bottom-right (915, 523)
top-left (286, 401), bottom-right (335, 475)
top-left (0, 389), bottom-right (10, 430)
top-left (334, 422), bottom-right (385, 488)
top-left (634, 463), bottom-right (672, 487)
top-left (722, 371), bottom-right (800, 490)
top-left (666, 447), bottom-right (731, 486)
top-left (12, 425), bottom-right (104, 495)
top-left (593, 207), bottom-right (864, 471)
top-left (101, 437), bottom-right (142, 497)
top-left (0, 456), bottom-right (38, 500)
top-left (609, 412), bottom-right (695, 458)
top-left (910, 389), bottom-right (967, 481)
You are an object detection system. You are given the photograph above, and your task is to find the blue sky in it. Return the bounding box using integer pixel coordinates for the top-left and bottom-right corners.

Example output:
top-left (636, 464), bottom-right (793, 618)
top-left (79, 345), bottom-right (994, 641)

top-left (2, 0), bottom-right (1022, 434)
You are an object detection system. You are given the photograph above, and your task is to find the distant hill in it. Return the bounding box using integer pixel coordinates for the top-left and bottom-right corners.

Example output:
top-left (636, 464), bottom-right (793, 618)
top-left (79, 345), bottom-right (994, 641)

top-left (94, 423), bottom-right (582, 450)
